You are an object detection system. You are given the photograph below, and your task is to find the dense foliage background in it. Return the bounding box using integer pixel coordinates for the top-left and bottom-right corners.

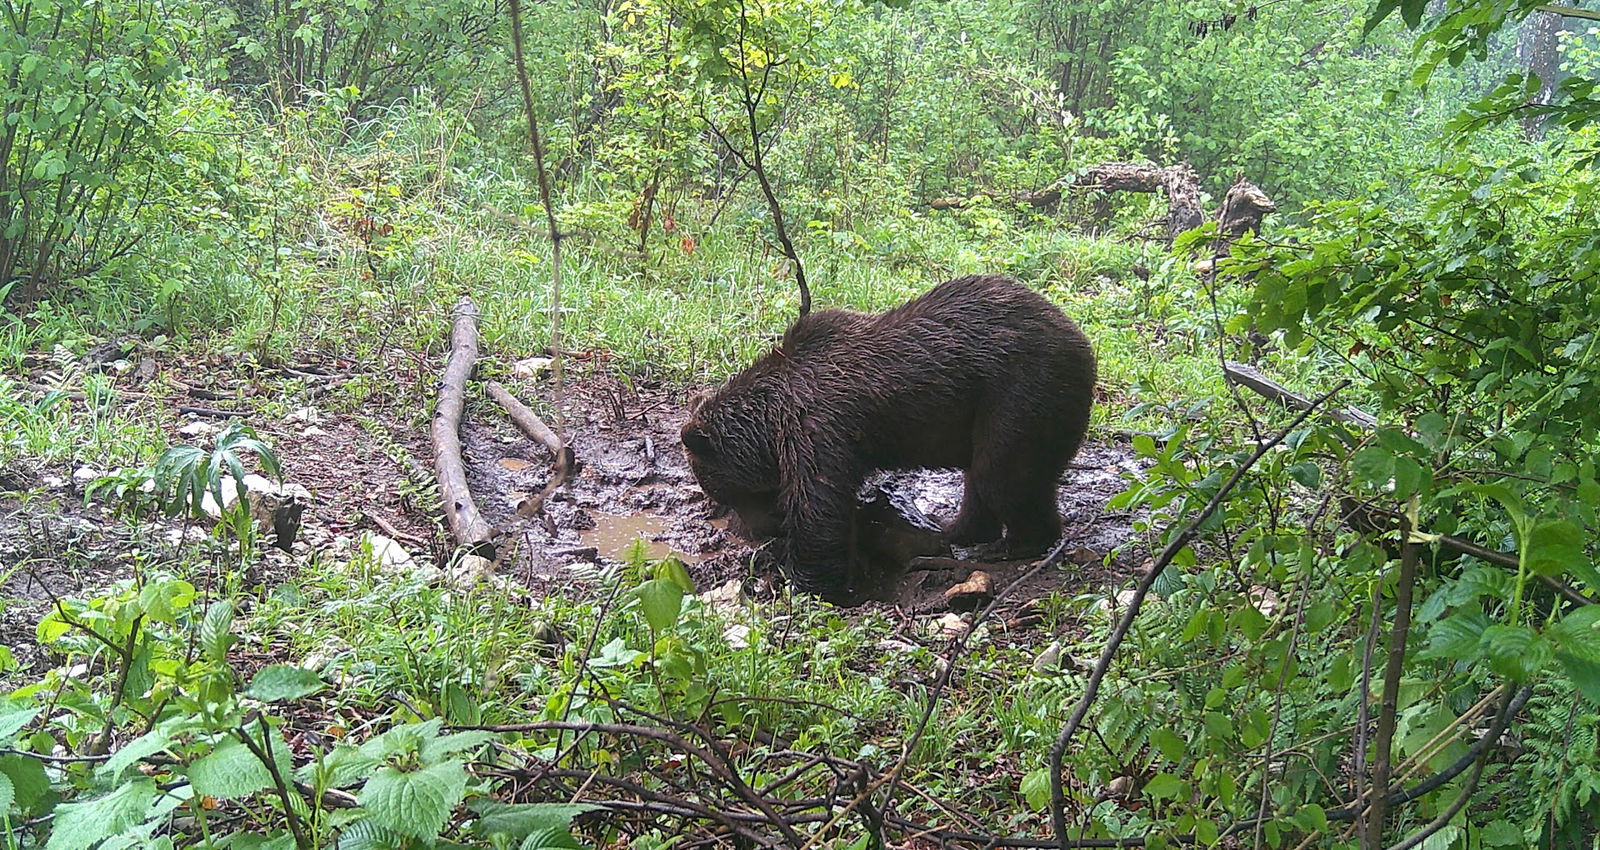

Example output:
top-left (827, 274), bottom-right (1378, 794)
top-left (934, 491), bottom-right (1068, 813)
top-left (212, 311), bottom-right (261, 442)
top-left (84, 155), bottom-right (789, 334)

top-left (1, 0), bottom-right (1598, 848)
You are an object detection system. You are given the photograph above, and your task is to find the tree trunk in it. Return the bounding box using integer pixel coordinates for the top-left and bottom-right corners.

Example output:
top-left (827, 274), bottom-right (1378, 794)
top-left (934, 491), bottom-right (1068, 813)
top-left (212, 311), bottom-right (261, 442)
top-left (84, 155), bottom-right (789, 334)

top-left (1516, 10), bottom-right (1564, 139)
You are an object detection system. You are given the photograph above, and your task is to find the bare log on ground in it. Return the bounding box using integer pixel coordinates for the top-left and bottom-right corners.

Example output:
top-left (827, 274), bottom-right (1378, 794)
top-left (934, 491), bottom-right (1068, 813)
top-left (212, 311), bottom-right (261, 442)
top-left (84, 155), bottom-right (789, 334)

top-left (1223, 361), bottom-right (1378, 429)
top-left (432, 297), bottom-right (495, 555)
top-left (486, 380), bottom-right (572, 465)
top-left (486, 380), bottom-right (577, 536)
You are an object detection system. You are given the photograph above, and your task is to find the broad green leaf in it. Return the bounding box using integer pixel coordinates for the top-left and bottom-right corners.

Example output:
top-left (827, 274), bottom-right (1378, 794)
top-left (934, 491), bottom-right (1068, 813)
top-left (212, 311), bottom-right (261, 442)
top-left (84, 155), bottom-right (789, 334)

top-left (1151, 728), bottom-right (1186, 763)
top-left (359, 759), bottom-right (469, 839)
top-left (1524, 519), bottom-right (1586, 577)
top-left (1482, 625), bottom-right (1551, 681)
top-left (0, 705), bottom-right (40, 742)
top-left (1286, 461), bottom-right (1321, 489)
top-left (201, 599), bottom-right (236, 663)
top-left (1018, 769), bottom-right (1051, 812)
top-left (1420, 609), bottom-right (1489, 661)
top-left (420, 730), bottom-right (495, 762)
top-left (1143, 772), bottom-right (1186, 801)
top-left (98, 726), bottom-right (173, 781)
top-left (337, 820), bottom-right (405, 850)
top-left (656, 557), bottom-right (696, 594)
top-left (248, 665), bottom-right (326, 701)
top-left (635, 578), bottom-right (685, 632)
top-left (137, 579), bottom-right (196, 623)
top-left (1480, 820), bottom-right (1522, 847)
top-left (45, 778), bottom-right (158, 850)
top-left (1555, 651), bottom-right (1600, 706)
top-left (1351, 446), bottom-right (1394, 489)
top-left (472, 801), bottom-right (606, 840)
top-left (520, 828), bottom-right (587, 850)
top-left (0, 755), bottom-right (50, 814)
top-left (0, 770), bottom-right (12, 813)
top-left (189, 737), bottom-right (272, 800)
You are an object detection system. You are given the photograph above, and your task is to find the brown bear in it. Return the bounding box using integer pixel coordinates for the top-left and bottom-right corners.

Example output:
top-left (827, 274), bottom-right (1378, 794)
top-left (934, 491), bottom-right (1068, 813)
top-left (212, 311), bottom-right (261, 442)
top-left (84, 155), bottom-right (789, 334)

top-left (680, 274), bottom-right (1096, 603)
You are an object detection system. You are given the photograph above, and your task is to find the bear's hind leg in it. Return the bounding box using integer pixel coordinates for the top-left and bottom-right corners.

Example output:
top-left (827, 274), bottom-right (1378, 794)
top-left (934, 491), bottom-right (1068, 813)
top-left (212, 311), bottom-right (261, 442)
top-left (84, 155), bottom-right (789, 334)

top-left (945, 473), bottom-right (1003, 546)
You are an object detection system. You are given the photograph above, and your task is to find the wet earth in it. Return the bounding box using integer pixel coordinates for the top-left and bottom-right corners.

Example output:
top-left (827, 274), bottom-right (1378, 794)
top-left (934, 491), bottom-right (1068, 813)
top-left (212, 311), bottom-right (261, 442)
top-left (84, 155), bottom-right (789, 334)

top-left (1, 359), bottom-right (1153, 675)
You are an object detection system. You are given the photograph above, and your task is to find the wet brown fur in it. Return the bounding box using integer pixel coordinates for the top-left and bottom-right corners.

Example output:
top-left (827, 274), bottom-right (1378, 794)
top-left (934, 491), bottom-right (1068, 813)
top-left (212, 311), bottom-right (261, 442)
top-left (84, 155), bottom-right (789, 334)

top-left (680, 275), bottom-right (1097, 602)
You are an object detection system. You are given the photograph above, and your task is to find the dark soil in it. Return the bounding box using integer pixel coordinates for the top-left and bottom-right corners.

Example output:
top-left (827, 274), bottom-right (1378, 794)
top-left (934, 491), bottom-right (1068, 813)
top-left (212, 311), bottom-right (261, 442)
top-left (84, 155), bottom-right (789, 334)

top-left (1, 351), bottom-right (1152, 676)
top-left (463, 377), bottom-right (1152, 614)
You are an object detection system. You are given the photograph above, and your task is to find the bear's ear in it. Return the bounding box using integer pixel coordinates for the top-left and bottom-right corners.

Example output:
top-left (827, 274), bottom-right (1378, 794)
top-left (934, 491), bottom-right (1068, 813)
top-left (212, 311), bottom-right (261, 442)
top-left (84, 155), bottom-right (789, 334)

top-left (686, 391), bottom-right (712, 415)
top-left (681, 426), bottom-right (713, 455)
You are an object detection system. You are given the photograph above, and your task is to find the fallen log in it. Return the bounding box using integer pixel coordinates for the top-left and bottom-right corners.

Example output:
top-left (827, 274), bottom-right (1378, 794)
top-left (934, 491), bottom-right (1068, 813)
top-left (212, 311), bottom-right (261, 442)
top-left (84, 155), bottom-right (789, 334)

top-left (1222, 361), bottom-right (1378, 429)
top-left (486, 380), bottom-right (572, 469)
top-left (432, 297), bottom-right (495, 556)
top-left (486, 380), bottom-right (577, 537)
top-left (930, 162), bottom-right (1218, 244)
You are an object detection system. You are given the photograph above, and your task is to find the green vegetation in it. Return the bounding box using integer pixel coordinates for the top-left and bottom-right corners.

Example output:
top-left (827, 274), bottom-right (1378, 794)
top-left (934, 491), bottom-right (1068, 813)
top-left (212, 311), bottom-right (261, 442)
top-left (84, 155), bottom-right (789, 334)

top-left (2, 0), bottom-right (1599, 847)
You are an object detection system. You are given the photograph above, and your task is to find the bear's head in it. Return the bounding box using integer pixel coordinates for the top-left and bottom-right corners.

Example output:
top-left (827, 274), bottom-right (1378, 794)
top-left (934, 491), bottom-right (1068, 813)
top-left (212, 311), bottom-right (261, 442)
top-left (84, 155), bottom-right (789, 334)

top-left (681, 385), bottom-right (784, 538)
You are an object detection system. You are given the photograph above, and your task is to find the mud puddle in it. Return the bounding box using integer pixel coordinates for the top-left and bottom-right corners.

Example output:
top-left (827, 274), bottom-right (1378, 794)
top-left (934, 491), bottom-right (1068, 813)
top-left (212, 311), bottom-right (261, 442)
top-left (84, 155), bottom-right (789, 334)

top-left (463, 376), bottom-right (1153, 614)
top-left (580, 512), bottom-right (704, 564)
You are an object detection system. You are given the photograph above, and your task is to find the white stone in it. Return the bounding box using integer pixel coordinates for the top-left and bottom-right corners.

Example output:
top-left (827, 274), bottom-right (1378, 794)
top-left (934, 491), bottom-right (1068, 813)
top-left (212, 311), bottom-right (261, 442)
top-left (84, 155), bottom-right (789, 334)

top-left (512, 357), bottom-right (554, 378)
top-left (723, 623), bottom-right (751, 650)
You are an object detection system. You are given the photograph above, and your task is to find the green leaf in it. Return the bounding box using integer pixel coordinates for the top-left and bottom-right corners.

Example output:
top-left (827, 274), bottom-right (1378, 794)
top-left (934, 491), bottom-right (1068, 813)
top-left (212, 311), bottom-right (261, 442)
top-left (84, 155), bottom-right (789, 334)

top-left (1421, 609), bottom-right (1489, 661)
top-left (1151, 727), bottom-right (1186, 763)
top-left (635, 578), bottom-right (685, 632)
top-left (1480, 820), bottom-right (1522, 847)
top-left (337, 820), bottom-right (405, 850)
top-left (45, 778), bottom-right (158, 850)
top-left (0, 705), bottom-right (40, 742)
top-left (189, 737), bottom-right (272, 800)
top-left (473, 801), bottom-right (607, 841)
top-left (520, 828), bottom-right (588, 850)
top-left (1555, 651), bottom-right (1600, 706)
top-left (1524, 519), bottom-right (1586, 577)
top-left (201, 599), bottom-right (236, 663)
top-left (138, 578), bottom-right (195, 623)
top-left (1286, 461), bottom-right (1321, 489)
top-left (248, 665), bottom-right (326, 701)
top-left (656, 557), bottom-right (696, 594)
top-left (1143, 772), bottom-right (1186, 801)
top-left (98, 726), bottom-right (173, 781)
top-left (1351, 446), bottom-right (1394, 489)
top-left (1482, 625), bottom-right (1551, 681)
top-left (0, 754), bottom-right (51, 814)
top-left (359, 759), bottom-right (469, 839)
top-left (0, 770), bottom-right (13, 813)
top-left (1018, 769), bottom-right (1050, 812)
top-left (420, 730), bottom-right (495, 762)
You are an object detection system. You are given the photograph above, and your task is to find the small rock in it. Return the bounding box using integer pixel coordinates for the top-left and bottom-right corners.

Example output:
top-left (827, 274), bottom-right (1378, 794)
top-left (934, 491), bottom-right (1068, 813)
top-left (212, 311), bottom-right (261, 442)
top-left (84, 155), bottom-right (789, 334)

top-left (178, 421), bottom-right (217, 438)
top-left (498, 457), bottom-right (533, 472)
top-left (302, 425), bottom-right (329, 438)
top-left (723, 623), bottom-right (751, 650)
top-left (1031, 641), bottom-right (1064, 675)
top-left (877, 638), bottom-right (920, 654)
top-left (512, 357), bottom-right (554, 378)
top-left (1249, 585), bottom-right (1280, 619)
top-left (42, 475), bottom-right (68, 490)
top-left (1096, 588), bottom-right (1150, 614)
top-left (72, 466), bottom-right (104, 486)
top-left (286, 406), bottom-right (322, 424)
top-left (698, 578), bottom-right (745, 611)
top-left (934, 612), bottom-right (970, 640)
top-left (942, 570), bottom-right (993, 611)
top-left (447, 554), bottom-right (496, 588)
top-left (357, 533), bottom-right (415, 572)
top-left (1068, 546), bottom-right (1103, 566)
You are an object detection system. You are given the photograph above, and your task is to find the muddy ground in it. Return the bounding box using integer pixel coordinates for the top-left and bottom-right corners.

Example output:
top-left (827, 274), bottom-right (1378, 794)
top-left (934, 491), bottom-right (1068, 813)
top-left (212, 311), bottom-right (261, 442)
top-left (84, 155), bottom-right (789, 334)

top-left (1, 354), bottom-right (1152, 675)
